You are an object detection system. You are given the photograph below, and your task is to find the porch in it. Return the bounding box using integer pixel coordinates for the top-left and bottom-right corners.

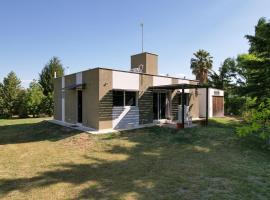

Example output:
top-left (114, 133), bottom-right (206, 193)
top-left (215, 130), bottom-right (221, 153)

top-left (150, 83), bottom-right (210, 128)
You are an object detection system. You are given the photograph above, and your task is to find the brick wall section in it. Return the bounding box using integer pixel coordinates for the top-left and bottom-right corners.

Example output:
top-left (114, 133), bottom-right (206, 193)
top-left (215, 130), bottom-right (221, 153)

top-left (99, 69), bottom-right (113, 129)
top-left (172, 92), bottom-right (179, 120)
top-left (138, 74), bottom-right (153, 124)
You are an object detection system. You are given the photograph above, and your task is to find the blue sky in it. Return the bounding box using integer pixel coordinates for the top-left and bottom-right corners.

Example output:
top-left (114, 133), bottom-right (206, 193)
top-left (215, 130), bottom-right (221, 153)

top-left (1, 0), bottom-right (270, 88)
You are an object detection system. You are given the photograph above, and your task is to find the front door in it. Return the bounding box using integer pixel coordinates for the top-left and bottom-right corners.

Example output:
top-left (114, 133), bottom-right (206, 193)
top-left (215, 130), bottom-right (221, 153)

top-left (153, 92), bottom-right (166, 120)
top-left (77, 90), bottom-right (82, 123)
top-left (212, 96), bottom-right (224, 117)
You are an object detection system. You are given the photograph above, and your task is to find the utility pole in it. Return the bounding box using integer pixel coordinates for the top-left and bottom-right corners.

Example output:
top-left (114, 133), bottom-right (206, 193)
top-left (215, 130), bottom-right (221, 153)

top-left (140, 23), bottom-right (144, 53)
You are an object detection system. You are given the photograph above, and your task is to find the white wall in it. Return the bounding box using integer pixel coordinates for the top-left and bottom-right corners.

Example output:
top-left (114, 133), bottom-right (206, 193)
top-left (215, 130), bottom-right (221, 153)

top-left (153, 76), bottom-right (172, 86)
top-left (112, 71), bottom-right (139, 90)
top-left (176, 79), bottom-right (191, 93)
top-left (76, 72), bottom-right (82, 84)
top-left (198, 88), bottom-right (224, 118)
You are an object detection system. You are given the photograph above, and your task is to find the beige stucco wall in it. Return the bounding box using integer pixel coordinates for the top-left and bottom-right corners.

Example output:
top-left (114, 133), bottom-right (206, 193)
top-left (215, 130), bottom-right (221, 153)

top-left (64, 74), bottom-right (77, 123)
top-left (98, 69), bottom-right (113, 129)
top-left (131, 53), bottom-right (158, 75)
top-left (53, 78), bottom-right (62, 121)
top-left (189, 89), bottom-right (199, 118)
top-left (146, 53), bottom-right (158, 75)
top-left (82, 69), bottom-right (99, 129)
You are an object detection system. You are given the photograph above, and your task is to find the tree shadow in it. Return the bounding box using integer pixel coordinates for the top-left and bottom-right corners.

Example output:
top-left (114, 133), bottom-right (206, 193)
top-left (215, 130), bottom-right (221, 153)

top-left (1, 119), bottom-right (270, 199)
top-left (0, 120), bottom-right (80, 145)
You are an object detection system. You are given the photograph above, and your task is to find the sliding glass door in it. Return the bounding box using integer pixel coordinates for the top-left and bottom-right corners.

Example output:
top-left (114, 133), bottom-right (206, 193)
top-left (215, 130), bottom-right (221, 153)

top-left (153, 92), bottom-right (166, 120)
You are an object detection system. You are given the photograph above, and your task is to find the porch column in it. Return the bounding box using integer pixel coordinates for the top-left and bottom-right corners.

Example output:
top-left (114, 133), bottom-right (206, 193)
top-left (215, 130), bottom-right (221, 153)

top-left (181, 85), bottom-right (185, 127)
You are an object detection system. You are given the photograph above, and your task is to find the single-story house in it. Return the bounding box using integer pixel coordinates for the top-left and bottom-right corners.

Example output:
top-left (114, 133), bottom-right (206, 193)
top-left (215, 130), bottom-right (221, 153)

top-left (53, 52), bottom-right (224, 131)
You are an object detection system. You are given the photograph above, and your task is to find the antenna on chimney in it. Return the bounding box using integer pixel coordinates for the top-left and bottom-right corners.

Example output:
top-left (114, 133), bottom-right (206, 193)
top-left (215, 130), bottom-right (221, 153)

top-left (140, 23), bottom-right (144, 53)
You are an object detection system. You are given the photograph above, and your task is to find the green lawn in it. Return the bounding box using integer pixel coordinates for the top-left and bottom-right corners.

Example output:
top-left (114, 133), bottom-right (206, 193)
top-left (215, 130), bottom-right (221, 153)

top-left (0, 117), bottom-right (270, 200)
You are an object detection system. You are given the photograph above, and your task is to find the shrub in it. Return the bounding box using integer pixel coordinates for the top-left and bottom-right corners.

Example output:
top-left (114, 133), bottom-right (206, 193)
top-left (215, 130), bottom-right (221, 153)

top-left (225, 95), bottom-right (247, 115)
top-left (236, 98), bottom-right (270, 145)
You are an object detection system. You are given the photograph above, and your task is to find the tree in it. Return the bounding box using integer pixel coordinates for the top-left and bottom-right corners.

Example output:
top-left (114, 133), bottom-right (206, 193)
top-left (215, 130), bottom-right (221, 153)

top-left (17, 89), bottom-right (29, 118)
top-left (237, 18), bottom-right (270, 100)
top-left (209, 58), bottom-right (239, 114)
top-left (0, 83), bottom-right (4, 117)
top-left (190, 49), bottom-right (213, 84)
top-left (209, 58), bottom-right (237, 90)
top-left (39, 57), bottom-right (64, 96)
top-left (26, 81), bottom-right (44, 117)
top-left (40, 93), bottom-right (54, 117)
top-left (1, 71), bottom-right (21, 117)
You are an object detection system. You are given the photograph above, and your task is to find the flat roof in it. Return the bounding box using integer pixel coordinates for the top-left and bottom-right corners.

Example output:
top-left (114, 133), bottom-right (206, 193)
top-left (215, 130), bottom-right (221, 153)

top-left (56, 67), bottom-right (198, 82)
top-left (131, 52), bottom-right (158, 56)
top-left (150, 83), bottom-right (210, 90)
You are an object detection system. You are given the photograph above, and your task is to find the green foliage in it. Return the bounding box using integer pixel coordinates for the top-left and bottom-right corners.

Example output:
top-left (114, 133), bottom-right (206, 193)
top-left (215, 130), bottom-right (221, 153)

top-left (208, 58), bottom-right (237, 90)
top-left (40, 93), bottom-right (54, 117)
top-left (16, 90), bottom-right (29, 118)
top-left (39, 57), bottom-right (64, 96)
top-left (236, 18), bottom-right (270, 99)
top-left (0, 83), bottom-right (4, 116)
top-left (225, 95), bottom-right (247, 115)
top-left (26, 81), bottom-right (45, 117)
top-left (190, 49), bottom-right (213, 84)
top-left (1, 71), bottom-right (21, 118)
top-left (237, 98), bottom-right (270, 144)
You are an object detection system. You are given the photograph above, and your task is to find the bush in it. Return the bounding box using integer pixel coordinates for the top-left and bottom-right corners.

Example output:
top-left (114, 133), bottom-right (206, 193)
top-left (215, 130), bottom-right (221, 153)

top-left (236, 98), bottom-right (270, 145)
top-left (225, 95), bottom-right (247, 115)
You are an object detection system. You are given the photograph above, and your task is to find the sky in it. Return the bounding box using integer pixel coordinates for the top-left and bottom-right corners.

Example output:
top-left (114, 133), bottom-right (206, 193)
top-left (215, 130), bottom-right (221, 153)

top-left (1, 0), bottom-right (270, 88)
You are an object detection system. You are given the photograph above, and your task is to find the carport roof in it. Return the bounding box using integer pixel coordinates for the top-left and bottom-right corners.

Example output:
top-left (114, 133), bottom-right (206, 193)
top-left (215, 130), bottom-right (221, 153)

top-left (150, 83), bottom-right (209, 90)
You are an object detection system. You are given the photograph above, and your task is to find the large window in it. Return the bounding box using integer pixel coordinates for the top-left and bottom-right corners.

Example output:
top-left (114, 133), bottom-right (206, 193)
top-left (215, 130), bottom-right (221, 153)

top-left (113, 90), bottom-right (137, 106)
top-left (125, 91), bottom-right (136, 106)
top-left (113, 90), bottom-right (124, 106)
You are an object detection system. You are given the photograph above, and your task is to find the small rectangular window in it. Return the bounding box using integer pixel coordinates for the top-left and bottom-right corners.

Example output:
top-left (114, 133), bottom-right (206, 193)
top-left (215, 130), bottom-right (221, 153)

top-left (113, 90), bottom-right (124, 106)
top-left (125, 91), bottom-right (137, 106)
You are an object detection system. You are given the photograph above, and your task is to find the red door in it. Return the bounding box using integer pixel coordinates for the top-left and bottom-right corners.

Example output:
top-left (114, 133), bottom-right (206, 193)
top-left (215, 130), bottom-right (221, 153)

top-left (212, 96), bottom-right (224, 117)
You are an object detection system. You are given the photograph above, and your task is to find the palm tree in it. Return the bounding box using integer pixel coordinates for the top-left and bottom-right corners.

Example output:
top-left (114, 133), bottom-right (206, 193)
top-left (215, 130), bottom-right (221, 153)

top-left (190, 49), bottom-right (213, 84)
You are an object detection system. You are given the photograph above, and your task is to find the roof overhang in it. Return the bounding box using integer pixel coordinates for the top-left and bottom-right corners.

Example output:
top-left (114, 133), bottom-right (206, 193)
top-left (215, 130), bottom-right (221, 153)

top-left (150, 83), bottom-right (209, 90)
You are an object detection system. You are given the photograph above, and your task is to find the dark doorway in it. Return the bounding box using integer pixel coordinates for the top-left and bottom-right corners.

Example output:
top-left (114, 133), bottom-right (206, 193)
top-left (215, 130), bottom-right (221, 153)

top-left (153, 93), bottom-right (158, 120)
top-left (77, 90), bottom-right (82, 123)
top-left (153, 92), bottom-right (166, 120)
top-left (160, 93), bottom-right (166, 119)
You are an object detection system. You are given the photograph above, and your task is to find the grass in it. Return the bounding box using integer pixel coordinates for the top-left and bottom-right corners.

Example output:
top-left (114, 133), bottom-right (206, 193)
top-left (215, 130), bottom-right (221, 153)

top-left (0, 117), bottom-right (270, 199)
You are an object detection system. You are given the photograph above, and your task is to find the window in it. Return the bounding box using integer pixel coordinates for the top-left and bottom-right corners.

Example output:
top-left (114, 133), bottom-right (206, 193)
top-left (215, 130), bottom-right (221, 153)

top-left (178, 93), bottom-right (189, 106)
top-left (113, 90), bottom-right (124, 106)
top-left (125, 91), bottom-right (136, 106)
top-left (112, 90), bottom-right (137, 106)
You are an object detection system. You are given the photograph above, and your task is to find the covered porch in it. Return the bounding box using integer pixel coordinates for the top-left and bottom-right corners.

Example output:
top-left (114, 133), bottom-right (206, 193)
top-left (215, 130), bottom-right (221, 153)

top-left (150, 83), bottom-right (210, 128)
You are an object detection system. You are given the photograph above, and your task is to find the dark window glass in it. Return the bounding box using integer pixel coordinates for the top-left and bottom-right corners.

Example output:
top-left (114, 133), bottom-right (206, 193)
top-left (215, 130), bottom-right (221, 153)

top-left (125, 91), bottom-right (137, 106)
top-left (178, 93), bottom-right (189, 106)
top-left (113, 90), bottom-right (124, 106)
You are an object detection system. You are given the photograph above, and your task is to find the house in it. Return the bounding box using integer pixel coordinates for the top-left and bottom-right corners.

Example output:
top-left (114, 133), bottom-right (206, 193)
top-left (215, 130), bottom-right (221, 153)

top-left (53, 52), bottom-right (224, 131)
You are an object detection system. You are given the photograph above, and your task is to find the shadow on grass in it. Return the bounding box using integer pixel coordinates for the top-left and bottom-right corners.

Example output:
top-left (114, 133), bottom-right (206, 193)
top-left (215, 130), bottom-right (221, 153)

top-left (1, 118), bottom-right (270, 199)
top-left (0, 120), bottom-right (80, 145)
